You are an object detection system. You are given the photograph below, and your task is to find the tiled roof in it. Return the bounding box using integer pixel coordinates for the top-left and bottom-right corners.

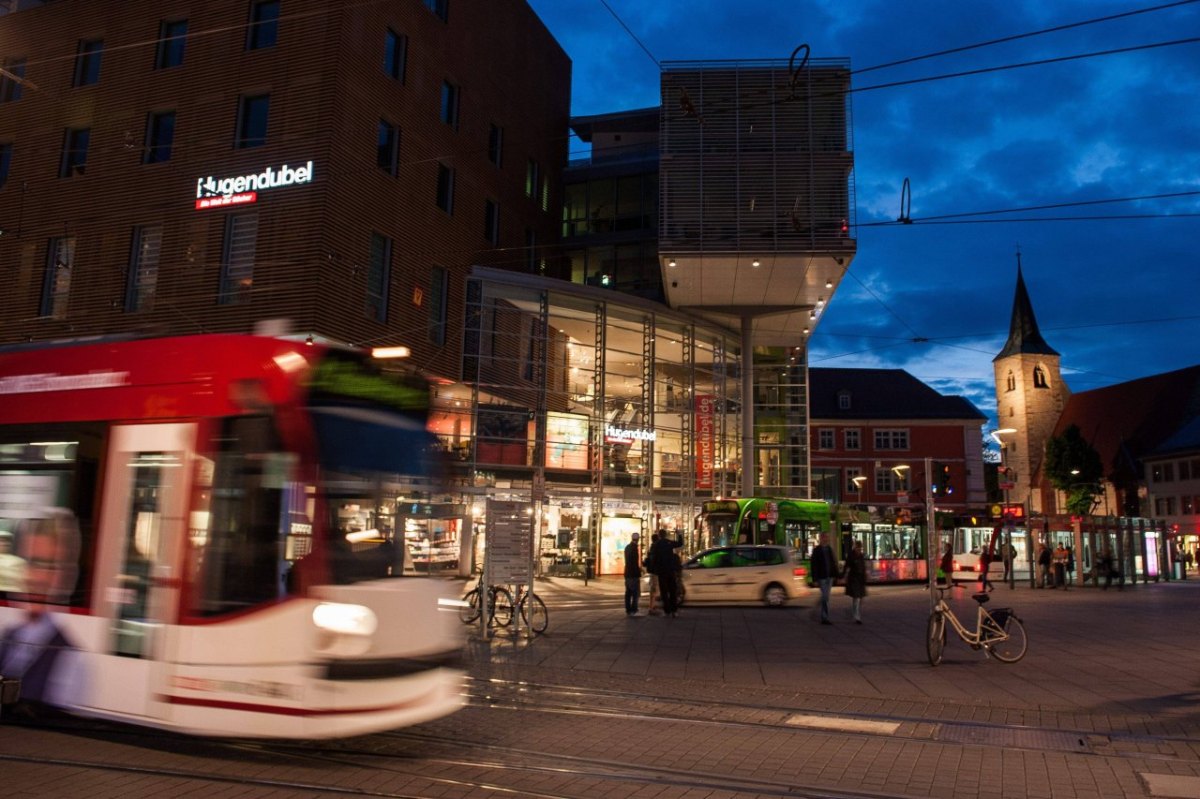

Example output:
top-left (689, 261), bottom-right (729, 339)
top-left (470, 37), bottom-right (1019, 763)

top-left (1053, 365), bottom-right (1200, 478)
top-left (809, 367), bottom-right (986, 421)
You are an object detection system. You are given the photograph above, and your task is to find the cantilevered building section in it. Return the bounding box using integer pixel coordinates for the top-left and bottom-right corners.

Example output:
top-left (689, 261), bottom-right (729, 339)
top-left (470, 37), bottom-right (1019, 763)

top-left (659, 59), bottom-right (855, 343)
top-left (658, 59), bottom-right (856, 499)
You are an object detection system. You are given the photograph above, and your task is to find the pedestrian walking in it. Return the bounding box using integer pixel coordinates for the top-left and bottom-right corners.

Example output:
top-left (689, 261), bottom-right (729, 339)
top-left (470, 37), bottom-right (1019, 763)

top-left (1001, 542), bottom-right (1015, 582)
top-left (810, 533), bottom-right (837, 624)
top-left (938, 543), bottom-right (954, 586)
top-left (623, 532), bottom-right (641, 616)
top-left (1065, 545), bottom-right (1076, 588)
top-left (842, 540), bottom-right (867, 624)
top-left (978, 544), bottom-right (995, 592)
top-left (648, 529), bottom-right (682, 617)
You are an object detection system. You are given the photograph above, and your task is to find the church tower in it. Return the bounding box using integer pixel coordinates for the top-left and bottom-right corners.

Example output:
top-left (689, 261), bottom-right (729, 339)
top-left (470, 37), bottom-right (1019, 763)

top-left (992, 256), bottom-right (1070, 513)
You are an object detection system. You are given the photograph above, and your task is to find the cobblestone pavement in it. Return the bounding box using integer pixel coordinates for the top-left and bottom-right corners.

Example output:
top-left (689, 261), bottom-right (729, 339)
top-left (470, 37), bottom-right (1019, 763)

top-left (456, 574), bottom-right (1200, 798)
top-left (4, 575), bottom-right (1199, 798)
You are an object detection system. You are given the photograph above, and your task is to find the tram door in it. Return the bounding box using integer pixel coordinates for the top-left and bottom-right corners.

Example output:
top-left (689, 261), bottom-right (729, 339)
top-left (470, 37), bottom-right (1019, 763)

top-left (90, 423), bottom-right (193, 719)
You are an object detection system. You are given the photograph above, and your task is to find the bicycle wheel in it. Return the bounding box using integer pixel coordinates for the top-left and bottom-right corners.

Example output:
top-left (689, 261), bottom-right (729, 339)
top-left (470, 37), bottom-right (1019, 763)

top-left (490, 587), bottom-right (515, 627)
top-left (520, 592), bottom-right (548, 634)
top-left (926, 610), bottom-right (946, 666)
top-left (985, 614), bottom-right (1027, 663)
top-left (459, 588), bottom-right (481, 624)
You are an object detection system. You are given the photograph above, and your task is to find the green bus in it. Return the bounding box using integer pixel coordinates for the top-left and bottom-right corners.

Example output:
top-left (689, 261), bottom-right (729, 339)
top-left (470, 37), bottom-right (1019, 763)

top-left (695, 498), bottom-right (831, 555)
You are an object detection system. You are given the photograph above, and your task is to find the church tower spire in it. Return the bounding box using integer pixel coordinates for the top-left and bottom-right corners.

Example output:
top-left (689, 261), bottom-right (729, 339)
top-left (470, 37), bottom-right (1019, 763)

top-left (995, 253), bottom-right (1059, 360)
top-left (992, 252), bottom-right (1070, 514)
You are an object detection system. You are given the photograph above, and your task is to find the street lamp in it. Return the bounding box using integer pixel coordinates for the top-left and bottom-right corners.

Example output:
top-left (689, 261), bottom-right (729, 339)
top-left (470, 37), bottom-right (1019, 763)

top-left (991, 428), bottom-right (1018, 589)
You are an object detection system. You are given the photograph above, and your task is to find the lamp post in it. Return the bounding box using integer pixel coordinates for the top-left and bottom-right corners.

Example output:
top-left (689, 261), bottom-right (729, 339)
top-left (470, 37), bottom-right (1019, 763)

top-left (991, 428), bottom-right (1017, 589)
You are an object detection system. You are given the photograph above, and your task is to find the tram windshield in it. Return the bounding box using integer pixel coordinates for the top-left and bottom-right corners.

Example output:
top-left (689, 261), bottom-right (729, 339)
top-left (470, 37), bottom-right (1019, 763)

top-left (697, 512), bottom-right (738, 548)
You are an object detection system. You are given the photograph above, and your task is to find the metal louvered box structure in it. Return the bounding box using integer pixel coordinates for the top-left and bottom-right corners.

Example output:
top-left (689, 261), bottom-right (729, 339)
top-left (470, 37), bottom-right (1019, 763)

top-left (659, 59), bottom-right (855, 346)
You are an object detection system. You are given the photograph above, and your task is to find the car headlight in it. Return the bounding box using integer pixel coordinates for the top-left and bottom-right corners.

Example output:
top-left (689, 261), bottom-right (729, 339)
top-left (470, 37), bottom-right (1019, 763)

top-left (312, 602), bottom-right (378, 636)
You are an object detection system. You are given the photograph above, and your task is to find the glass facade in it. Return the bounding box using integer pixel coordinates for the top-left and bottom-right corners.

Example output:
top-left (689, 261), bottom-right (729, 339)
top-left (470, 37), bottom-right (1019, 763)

top-left (449, 269), bottom-right (745, 575)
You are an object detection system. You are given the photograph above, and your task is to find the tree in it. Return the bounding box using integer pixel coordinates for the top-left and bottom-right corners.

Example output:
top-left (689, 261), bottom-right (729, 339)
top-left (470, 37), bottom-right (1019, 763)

top-left (1043, 424), bottom-right (1104, 515)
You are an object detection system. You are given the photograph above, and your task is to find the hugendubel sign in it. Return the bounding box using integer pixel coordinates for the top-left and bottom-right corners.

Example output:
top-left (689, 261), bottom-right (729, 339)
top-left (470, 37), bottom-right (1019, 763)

top-left (194, 160), bottom-right (315, 210)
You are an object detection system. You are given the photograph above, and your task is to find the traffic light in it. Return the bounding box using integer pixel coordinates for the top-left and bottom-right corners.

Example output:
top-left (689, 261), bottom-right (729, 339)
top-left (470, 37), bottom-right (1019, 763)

top-left (941, 463), bottom-right (954, 495)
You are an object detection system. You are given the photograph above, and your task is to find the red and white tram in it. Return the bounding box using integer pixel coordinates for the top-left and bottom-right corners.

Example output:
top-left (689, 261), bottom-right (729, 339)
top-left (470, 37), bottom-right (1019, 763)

top-left (0, 334), bottom-right (463, 738)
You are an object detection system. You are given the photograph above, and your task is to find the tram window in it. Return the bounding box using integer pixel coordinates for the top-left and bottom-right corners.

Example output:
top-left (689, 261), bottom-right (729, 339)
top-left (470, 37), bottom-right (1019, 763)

top-left (0, 423), bottom-right (103, 607)
top-left (195, 416), bottom-right (289, 616)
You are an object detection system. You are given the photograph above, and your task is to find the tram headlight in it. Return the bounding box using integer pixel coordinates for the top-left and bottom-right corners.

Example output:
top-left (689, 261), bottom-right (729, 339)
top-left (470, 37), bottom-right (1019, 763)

top-left (312, 602), bottom-right (378, 637)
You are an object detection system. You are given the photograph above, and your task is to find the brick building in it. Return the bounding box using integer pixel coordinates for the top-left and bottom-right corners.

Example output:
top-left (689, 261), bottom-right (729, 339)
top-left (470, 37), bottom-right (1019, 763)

top-left (0, 0), bottom-right (569, 383)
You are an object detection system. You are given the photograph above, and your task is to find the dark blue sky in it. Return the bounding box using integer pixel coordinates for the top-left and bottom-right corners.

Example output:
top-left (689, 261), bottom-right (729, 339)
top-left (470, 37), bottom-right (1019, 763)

top-left (528, 0), bottom-right (1200, 429)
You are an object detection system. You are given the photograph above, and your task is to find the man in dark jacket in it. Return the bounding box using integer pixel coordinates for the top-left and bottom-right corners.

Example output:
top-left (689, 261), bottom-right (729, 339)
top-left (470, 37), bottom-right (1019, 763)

top-left (623, 532), bottom-right (642, 616)
top-left (810, 533), bottom-right (837, 624)
top-left (648, 530), bottom-right (683, 616)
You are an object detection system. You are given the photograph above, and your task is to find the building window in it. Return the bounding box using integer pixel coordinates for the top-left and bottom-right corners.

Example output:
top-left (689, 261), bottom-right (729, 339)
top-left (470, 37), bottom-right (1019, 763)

top-left (1033, 365), bottom-right (1048, 388)
top-left (429, 266), bottom-right (448, 345)
top-left (435, 163), bottom-right (454, 214)
top-left (1179, 460), bottom-right (1191, 481)
top-left (525, 228), bottom-right (537, 272)
top-left (366, 232), bottom-right (391, 322)
top-left (73, 39), bottom-right (103, 87)
top-left (1, 57), bottom-right (26, 103)
top-left (1182, 496), bottom-right (1195, 515)
top-left (1154, 497), bottom-right (1176, 516)
top-left (846, 468), bottom-right (863, 494)
top-left (440, 81), bottom-right (459, 129)
top-left (246, 0), bottom-right (279, 50)
top-left (1152, 462), bottom-right (1177, 483)
top-left (0, 142), bottom-right (11, 189)
top-left (844, 428), bottom-right (860, 451)
top-left (484, 199), bottom-right (498, 244)
top-left (540, 174), bottom-right (550, 212)
top-left (155, 20), bottom-right (188, 69)
top-left (818, 428), bottom-right (834, 450)
top-left (525, 159), bottom-right (539, 198)
top-left (874, 429), bottom-right (909, 450)
top-left (874, 468), bottom-right (897, 494)
top-left (837, 390), bottom-right (851, 410)
top-left (235, 94), bottom-right (269, 148)
top-left (377, 119), bottom-right (398, 175)
top-left (423, 0), bottom-right (448, 22)
top-left (40, 236), bottom-right (75, 319)
top-left (384, 28), bottom-right (406, 81)
top-left (488, 123), bottom-right (503, 167)
top-left (143, 110), bottom-right (176, 163)
top-left (125, 224), bottom-right (162, 312)
top-left (59, 127), bottom-right (90, 177)
top-left (219, 212), bottom-right (258, 304)
top-left (1006, 370), bottom-right (1016, 391)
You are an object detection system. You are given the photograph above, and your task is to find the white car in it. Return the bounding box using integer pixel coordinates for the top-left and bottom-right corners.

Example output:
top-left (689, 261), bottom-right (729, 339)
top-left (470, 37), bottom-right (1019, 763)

top-left (681, 545), bottom-right (810, 607)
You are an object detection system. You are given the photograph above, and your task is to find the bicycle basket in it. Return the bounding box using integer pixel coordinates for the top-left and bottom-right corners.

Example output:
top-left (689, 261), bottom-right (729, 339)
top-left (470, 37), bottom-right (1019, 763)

top-left (987, 608), bottom-right (1013, 630)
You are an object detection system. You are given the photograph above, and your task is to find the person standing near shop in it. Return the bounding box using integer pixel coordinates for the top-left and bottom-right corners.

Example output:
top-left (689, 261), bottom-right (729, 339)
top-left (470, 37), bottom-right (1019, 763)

top-left (842, 540), bottom-right (867, 624)
top-left (811, 532), bottom-right (837, 625)
top-left (623, 532), bottom-right (642, 616)
top-left (648, 529), bottom-right (682, 617)
top-left (978, 541), bottom-right (995, 592)
top-left (1036, 543), bottom-right (1052, 588)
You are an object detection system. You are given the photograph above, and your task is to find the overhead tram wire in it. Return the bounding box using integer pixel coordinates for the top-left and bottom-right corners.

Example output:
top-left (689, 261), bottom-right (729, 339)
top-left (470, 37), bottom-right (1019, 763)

top-left (663, 2), bottom-right (1200, 121)
top-left (598, 0), bottom-right (661, 69)
top-left (853, 0), bottom-right (1200, 75)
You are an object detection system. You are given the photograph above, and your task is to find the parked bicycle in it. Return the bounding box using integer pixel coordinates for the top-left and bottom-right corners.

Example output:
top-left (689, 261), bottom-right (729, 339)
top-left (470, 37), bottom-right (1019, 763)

top-left (513, 584), bottom-right (548, 635)
top-left (459, 581), bottom-right (514, 627)
top-left (926, 585), bottom-right (1027, 665)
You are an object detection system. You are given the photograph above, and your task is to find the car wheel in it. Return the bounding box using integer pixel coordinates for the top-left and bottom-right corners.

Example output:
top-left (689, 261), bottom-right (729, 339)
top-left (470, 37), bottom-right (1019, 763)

top-left (763, 584), bottom-right (787, 607)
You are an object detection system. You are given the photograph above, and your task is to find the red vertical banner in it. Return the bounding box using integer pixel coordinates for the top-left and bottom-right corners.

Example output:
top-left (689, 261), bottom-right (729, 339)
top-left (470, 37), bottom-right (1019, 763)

top-left (695, 395), bottom-right (715, 490)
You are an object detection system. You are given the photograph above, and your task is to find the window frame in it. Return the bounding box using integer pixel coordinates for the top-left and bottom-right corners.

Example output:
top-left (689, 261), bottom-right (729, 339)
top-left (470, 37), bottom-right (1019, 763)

top-left (384, 28), bottom-right (407, 82)
top-left (59, 127), bottom-right (90, 177)
top-left (428, 266), bottom-right (448, 345)
top-left (155, 19), bottom-right (188, 70)
top-left (218, 212), bottom-right (258, 304)
top-left (40, 235), bottom-right (75, 318)
top-left (246, 0), bottom-right (280, 50)
top-left (844, 428), bottom-right (860, 451)
top-left (873, 429), bottom-right (909, 451)
top-left (423, 0), bottom-right (449, 22)
top-left (0, 57), bottom-right (26, 103)
top-left (487, 123), bottom-right (503, 167)
top-left (235, 93), bottom-right (270, 149)
top-left (817, 428), bottom-right (834, 450)
top-left (435, 162), bottom-right (455, 214)
top-left (440, 81), bottom-right (459, 130)
top-left (366, 232), bottom-right (392, 323)
top-left (0, 142), bottom-right (11, 189)
top-left (143, 109), bottom-right (176, 164)
top-left (376, 119), bottom-right (399, 175)
top-left (73, 39), bottom-right (103, 87)
top-left (125, 224), bottom-right (163, 312)
top-left (484, 198), bottom-right (499, 245)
